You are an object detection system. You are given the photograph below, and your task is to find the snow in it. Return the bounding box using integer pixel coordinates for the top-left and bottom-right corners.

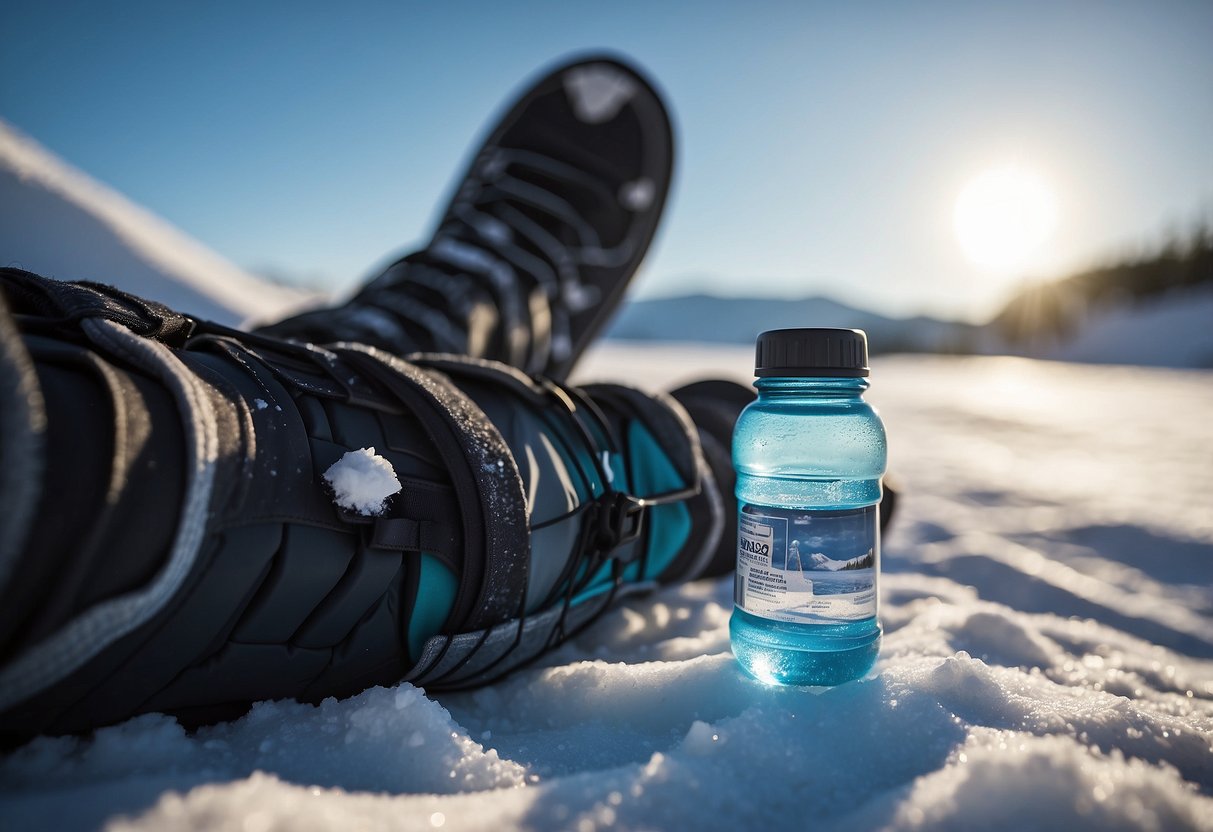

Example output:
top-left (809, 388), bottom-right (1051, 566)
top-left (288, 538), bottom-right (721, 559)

top-left (322, 448), bottom-right (403, 516)
top-left (2, 126), bottom-right (1212, 831)
top-left (1, 346), bottom-right (1210, 831)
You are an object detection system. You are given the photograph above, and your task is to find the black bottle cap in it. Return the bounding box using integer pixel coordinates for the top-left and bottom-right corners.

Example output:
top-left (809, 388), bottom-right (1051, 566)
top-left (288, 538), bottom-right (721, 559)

top-left (754, 328), bottom-right (869, 377)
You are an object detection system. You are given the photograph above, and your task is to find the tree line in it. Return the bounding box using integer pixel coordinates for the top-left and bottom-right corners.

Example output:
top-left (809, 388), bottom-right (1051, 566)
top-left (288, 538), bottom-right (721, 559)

top-left (994, 220), bottom-right (1213, 344)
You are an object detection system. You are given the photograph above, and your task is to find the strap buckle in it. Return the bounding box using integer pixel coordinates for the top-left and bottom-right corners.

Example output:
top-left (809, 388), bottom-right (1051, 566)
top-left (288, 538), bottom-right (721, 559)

top-left (595, 491), bottom-right (645, 555)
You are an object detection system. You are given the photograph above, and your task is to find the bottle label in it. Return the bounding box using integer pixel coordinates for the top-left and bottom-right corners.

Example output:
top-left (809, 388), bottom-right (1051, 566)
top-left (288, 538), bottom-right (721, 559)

top-left (735, 504), bottom-right (878, 623)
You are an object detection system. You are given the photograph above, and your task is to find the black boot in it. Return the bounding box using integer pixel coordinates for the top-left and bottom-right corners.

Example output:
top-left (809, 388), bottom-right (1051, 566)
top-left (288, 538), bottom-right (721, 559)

top-left (0, 269), bottom-right (720, 741)
top-left (258, 55), bottom-right (674, 380)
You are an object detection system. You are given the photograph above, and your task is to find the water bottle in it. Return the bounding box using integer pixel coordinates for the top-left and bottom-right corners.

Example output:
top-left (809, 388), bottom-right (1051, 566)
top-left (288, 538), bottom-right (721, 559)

top-left (730, 328), bottom-right (887, 685)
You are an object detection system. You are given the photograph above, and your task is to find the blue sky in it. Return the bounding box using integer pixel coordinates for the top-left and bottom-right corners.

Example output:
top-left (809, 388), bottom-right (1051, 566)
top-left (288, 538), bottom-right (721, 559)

top-left (2, 1), bottom-right (1210, 322)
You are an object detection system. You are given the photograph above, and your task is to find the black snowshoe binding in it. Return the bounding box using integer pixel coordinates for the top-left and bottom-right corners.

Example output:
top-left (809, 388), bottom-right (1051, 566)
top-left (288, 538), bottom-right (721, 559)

top-left (258, 54), bottom-right (674, 380)
top-left (0, 270), bottom-right (732, 742)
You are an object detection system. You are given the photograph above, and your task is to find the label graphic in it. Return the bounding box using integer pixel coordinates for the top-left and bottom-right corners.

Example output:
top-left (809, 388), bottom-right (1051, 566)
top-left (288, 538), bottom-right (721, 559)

top-left (735, 504), bottom-right (878, 623)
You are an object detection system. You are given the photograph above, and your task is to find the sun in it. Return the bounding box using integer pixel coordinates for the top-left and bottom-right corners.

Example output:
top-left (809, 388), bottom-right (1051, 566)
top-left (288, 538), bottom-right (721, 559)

top-left (953, 165), bottom-right (1058, 273)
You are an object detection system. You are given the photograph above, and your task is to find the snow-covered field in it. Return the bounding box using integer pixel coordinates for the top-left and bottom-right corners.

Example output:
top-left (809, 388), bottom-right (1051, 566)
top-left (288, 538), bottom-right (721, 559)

top-left (2, 124), bottom-right (1212, 831)
top-left (0, 344), bottom-right (1210, 831)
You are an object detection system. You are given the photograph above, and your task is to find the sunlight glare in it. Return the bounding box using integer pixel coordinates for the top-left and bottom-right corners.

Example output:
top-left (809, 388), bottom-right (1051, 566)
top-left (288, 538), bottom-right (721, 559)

top-left (750, 654), bottom-right (779, 685)
top-left (953, 165), bottom-right (1058, 273)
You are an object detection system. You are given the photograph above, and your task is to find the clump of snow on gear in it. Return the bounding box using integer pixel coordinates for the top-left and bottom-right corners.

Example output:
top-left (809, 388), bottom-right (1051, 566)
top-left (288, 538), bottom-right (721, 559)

top-left (322, 447), bottom-right (401, 516)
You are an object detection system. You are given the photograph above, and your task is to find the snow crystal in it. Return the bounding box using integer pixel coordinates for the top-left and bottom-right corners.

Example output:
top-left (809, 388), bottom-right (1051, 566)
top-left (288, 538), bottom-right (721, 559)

top-left (681, 720), bottom-right (721, 756)
top-left (322, 447), bottom-right (402, 516)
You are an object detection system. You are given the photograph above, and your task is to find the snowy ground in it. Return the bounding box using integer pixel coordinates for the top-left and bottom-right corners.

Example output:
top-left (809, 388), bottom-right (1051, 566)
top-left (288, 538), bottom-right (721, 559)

top-left (1, 343), bottom-right (1210, 831)
top-left (3, 123), bottom-right (1212, 830)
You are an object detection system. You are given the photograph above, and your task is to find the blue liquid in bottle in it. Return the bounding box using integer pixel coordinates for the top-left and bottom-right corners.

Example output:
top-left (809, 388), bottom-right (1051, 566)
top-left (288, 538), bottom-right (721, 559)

top-left (730, 328), bottom-right (887, 686)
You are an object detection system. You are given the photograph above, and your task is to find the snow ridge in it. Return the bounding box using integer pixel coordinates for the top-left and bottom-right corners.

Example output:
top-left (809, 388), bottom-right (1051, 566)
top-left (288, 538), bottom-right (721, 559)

top-left (0, 119), bottom-right (312, 326)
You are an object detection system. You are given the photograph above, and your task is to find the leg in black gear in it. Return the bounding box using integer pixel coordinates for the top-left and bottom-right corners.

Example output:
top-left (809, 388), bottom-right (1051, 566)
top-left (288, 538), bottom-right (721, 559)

top-left (0, 271), bottom-right (736, 742)
top-left (257, 54), bottom-right (674, 381)
top-left (0, 53), bottom-right (899, 747)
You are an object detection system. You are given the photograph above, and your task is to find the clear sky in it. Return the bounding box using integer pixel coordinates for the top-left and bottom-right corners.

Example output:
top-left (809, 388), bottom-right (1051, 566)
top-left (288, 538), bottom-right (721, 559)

top-left (2, 1), bottom-right (1211, 322)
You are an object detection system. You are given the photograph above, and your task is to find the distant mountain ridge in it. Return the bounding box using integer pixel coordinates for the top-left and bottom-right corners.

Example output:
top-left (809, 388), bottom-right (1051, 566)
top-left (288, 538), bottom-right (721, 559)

top-left (606, 293), bottom-right (978, 354)
top-left (606, 272), bottom-right (1213, 368)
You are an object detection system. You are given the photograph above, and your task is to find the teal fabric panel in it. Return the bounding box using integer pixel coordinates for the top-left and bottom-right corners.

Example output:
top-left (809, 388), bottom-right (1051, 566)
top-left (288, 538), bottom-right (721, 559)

top-left (572, 421), bottom-right (692, 604)
top-left (408, 553), bottom-right (458, 661)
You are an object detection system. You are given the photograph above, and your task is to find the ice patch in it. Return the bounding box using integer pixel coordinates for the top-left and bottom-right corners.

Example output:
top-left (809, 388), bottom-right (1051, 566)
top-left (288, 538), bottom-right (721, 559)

top-left (322, 447), bottom-right (401, 516)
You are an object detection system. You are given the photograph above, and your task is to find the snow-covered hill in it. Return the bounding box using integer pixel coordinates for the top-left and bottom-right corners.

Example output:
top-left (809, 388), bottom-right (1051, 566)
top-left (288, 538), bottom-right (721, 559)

top-left (0, 119), bottom-right (314, 327)
top-left (1005, 286), bottom-right (1213, 368)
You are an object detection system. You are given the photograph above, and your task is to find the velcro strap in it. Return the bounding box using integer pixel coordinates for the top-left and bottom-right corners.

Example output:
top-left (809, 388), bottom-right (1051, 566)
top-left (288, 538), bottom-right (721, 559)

top-left (368, 517), bottom-right (458, 560)
top-left (1, 269), bottom-right (196, 347)
top-left (334, 346), bottom-right (530, 631)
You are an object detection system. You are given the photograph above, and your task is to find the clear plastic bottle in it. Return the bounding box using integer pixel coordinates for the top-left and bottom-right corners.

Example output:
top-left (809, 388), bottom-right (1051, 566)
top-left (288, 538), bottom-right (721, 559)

top-left (730, 328), bottom-right (887, 685)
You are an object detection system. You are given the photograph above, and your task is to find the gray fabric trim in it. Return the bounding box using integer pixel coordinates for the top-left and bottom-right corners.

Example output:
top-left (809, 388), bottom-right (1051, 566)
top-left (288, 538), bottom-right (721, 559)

top-left (0, 295), bottom-right (46, 596)
top-left (683, 449), bottom-right (725, 582)
top-left (0, 319), bottom-right (218, 711)
top-left (406, 581), bottom-right (655, 689)
top-left (650, 390), bottom-right (725, 582)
